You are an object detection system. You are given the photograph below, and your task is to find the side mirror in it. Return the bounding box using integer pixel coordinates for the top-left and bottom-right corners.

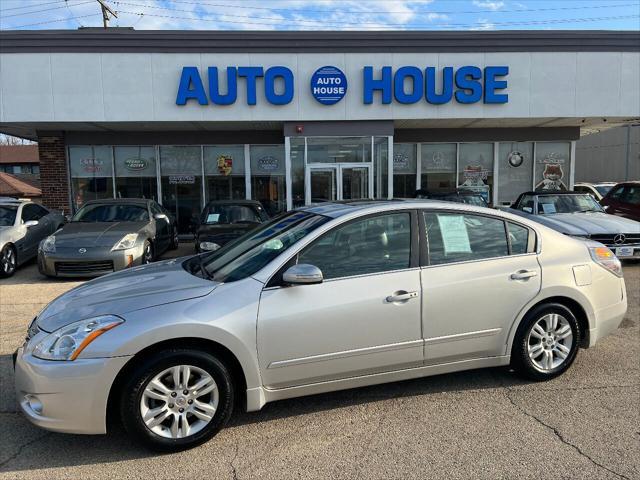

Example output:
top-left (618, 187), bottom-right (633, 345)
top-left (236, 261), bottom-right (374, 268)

top-left (282, 264), bottom-right (323, 286)
top-left (154, 213), bottom-right (169, 221)
top-left (24, 220), bottom-right (39, 227)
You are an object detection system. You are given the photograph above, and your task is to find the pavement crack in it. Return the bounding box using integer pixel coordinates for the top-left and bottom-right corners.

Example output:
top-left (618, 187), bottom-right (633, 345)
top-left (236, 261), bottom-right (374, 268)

top-left (229, 438), bottom-right (239, 480)
top-left (504, 388), bottom-right (631, 480)
top-left (0, 431), bottom-right (52, 470)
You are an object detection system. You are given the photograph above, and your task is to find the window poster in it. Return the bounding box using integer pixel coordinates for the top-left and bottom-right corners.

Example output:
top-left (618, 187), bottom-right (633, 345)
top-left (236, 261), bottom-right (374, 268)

top-left (437, 215), bottom-right (472, 254)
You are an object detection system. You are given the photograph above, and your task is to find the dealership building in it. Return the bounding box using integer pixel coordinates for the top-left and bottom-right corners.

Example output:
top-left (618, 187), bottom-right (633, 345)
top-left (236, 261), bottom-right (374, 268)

top-left (0, 30), bottom-right (638, 234)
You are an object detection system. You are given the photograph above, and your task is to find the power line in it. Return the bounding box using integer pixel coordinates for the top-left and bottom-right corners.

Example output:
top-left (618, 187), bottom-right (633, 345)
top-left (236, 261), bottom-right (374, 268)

top-left (3, 12), bottom-right (101, 28)
top-left (0, 1), bottom-right (93, 19)
top-left (0, 0), bottom-right (68, 12)
top-left (113, 9), bottom-right (640, 30)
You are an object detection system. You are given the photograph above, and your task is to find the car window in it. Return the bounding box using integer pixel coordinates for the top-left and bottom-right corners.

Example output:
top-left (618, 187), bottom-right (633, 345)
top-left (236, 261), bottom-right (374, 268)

top-left (21, 204), bottom-right (46, 222)
top-left (508, 222), bottom-right (531, 255)
top-left (621, 186), bottom-right (640, 205)
top-left (517, 194), bottom-right (535, 213)
top-left (424, 212), bottom-right (508, 265)
top-left (298, 212), bottom-right (411, 280)
top-left (595, 185), bottom-right (614, 196)
top-left (608, 186), bottom-right (625, 200)
top-left (202, 205), bottom-right (262, 225)
top-left (72, 203), bottom-right (150, 222)
top-left (0, 205), bottom-right (18, 226)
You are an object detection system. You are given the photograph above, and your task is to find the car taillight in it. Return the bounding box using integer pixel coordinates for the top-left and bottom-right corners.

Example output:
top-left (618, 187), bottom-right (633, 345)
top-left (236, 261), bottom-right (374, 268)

top-left (589, 246), bottom-right (623, 277)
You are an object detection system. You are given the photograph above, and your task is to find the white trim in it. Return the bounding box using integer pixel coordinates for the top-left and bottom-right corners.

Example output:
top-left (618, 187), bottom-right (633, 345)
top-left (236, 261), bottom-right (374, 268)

top-left (569, 140), bottom-right (576, 190)
top-left (370, 136), bottom-right (375, 199)
top-left (284, 136), bottom-right (292, 210)
top-left (109, 146), bottom-right (116, 198)
top-left (531, 141), bottom-right (537, 190)
top-left (155, 144), bottom-right (162, 204)
top-left (492, 141), bottom-right (499, 206)
top-left (200, 145), bottom-right (206, 209)
top-left (424, 328), bottom-right (502, 345)
top-left (244, 143), bottom-right (251, 200)
top-left (416, 143), bottom-right (422, 190)
top-left (387, 136), bottom-right (393, 199)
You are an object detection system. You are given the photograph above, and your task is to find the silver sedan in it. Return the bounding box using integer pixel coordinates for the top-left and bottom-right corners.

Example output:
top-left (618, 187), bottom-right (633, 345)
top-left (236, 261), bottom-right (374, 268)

top-left (14, 201), bottom-right (627, 451)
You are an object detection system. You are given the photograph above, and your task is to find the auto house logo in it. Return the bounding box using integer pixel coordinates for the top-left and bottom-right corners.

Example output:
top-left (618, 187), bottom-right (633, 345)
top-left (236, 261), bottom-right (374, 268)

top-left (310, 66), bottom-right (348, 105)
top-left (614, 234), bottom-right (626, 245)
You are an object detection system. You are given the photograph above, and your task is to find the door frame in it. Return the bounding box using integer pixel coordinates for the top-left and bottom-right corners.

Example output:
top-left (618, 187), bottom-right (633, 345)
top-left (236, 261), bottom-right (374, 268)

top-left (305, 163), bottom-right (373, 205)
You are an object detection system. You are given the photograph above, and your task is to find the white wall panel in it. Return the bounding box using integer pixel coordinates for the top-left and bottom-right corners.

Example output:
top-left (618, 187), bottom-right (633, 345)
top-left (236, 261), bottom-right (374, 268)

top-left (576, 52), bottom-right (622, 117)
top-left (1, 53), bottom-right (54, 122)
top-left (102, 53), bottom-right (154, 121)
top-left (51, 53), bottom-right (104, 121)
top-left (529, 52), bottom-right (577, 118)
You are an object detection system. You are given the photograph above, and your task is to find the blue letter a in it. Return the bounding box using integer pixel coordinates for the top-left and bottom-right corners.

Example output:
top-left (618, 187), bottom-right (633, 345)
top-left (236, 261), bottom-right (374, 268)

top-left (176, 67), bottom-right (208, 105)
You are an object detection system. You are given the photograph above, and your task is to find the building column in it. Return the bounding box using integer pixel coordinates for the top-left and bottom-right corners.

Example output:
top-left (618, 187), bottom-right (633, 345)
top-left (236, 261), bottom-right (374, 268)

top-left (37, 131), bottom-right (70, 214)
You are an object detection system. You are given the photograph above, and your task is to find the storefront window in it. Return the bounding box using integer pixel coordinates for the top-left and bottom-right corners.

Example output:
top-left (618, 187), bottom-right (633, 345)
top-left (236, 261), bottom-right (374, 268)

top-left (458, 143), bottom-right (494, 205)
top-left (290, 138), bottom-right (305, 208)
top-left (203, 146), bottom-right (246, 203)
top-left (374, 137), bottom-right (389, 199)
top-left (421, 143), bottom-right (457, 193)
top-left (307, 137), bottom-right (371, 163)
top-left (160, 146), bottom-right (202, 235)
top-left (69, 146), bottom-right (114, 210)
top-left (393, 143), bottom-right (417, 198)
top-left (250, 145), bottom-right (286, 216)
top-left (498, 142), bottom-right (534, 205)
top-left (534, 142), bottom-right (571, 191)
top-left (114, 146), bottom-right (157, 201)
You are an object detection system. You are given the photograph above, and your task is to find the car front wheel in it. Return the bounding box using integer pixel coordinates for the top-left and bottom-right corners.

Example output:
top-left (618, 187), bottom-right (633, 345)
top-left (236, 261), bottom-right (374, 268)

top-left (142, 241), bottom-right (153, 264)
top-left (0, 245), bottom-right (17, 278)
top-left (511, 303), bottom-right (580, 381)
top-left (120, 349), bottom-right (234, 452)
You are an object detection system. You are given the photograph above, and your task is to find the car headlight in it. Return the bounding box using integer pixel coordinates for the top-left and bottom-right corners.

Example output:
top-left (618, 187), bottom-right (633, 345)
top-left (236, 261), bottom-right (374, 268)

top-left (111, 233), bottom-right (138, 251)
top-left (200, 241), bottom-right (221, 251)
top-left (41, 235), bottom-right (56, 253)
top-left (32, 315), bottom-right (124, 361)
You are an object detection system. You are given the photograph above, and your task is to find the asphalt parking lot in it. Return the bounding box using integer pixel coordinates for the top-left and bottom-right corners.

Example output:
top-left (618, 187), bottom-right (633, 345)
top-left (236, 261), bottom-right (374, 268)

top-left (0, 250), bottom-right (638, 480)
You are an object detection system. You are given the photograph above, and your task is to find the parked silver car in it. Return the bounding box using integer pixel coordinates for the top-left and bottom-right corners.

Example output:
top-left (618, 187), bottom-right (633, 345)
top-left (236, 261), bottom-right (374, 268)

top-left (38, 198), bottom-right (179, 277)
top-left (14, 201), bottom-right (627, 451)
top-left (0, 199), bottom-right (64, 278)
top-left (510, 191), bottom-right (640, 259)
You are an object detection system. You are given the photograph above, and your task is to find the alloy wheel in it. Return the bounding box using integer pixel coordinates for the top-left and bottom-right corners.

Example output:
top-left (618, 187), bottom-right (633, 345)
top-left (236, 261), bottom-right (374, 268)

top-left (143, 243), bottom-right (153, 264)
top-left (526, 313), bottom-right (574, 372)
top-left (1, 247), bottom-right (16, 275)
top-left (140, 365), bottom-right (219, 439)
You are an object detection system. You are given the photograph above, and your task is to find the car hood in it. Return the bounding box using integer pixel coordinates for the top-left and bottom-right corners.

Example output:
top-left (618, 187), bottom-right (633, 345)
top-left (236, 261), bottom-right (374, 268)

top-left (53, 221), bottom-right (148, 247)
top-left (36, 257), bottom-right (218, 332)
top-left (536, 212), bottom-right (640, 235)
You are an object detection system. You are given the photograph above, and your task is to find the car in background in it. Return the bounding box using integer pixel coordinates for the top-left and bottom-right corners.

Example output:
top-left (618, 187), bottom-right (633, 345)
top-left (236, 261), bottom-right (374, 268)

top-left (38, 198), bottom-right (179, 277)
top-left (0, 199), bottom-right (65, 278)
top-left (195, 200), bottom-right (269, 253)
top-left (510, 191), bottom-right (640, 259)
top-left (414, 189), bottom-right (488, 207)
top-left (14, 201), bottom-right (627, 451)
top-left (573, 182), bottom-right (617, 201)
top-left (600, 181), bottom-right (640, 222)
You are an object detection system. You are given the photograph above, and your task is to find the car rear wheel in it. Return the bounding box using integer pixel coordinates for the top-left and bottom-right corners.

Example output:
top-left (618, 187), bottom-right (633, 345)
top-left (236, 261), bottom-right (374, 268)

top-left (120, 349), bottom-right (234, 452)
top-left (511, 303), bottom-right (580, 381)
top-left (0, 245), bottom-right (17, 278)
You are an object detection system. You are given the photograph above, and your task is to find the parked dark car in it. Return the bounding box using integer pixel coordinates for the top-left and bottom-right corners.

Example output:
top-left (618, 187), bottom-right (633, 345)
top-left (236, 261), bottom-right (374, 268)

top-left (600, 181), bottom-right (640, 222)
top-left (195, 200), bottom-right (269, 252)
top-left (38, 198), bottom-right (179, 277)
top-left (414, 189), bottom-right (489, 207)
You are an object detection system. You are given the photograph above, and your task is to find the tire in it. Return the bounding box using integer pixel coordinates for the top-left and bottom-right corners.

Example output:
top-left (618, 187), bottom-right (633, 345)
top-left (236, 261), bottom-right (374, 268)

top-left (119, 349), bottom-right (234, 452)
top-left (0, 244), bottom-right (17, 278)
top-left (169, 227), bottom-right (179, 250)
top-left (511, 303), bottom-right (580, 381)
top-left (142, 240), bottom-right (154, 264)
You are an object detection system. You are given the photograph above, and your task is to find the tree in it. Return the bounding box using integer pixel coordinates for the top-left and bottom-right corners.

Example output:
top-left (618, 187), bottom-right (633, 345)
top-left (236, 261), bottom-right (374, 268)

top-left (0, 134), bottom-right (35, 145)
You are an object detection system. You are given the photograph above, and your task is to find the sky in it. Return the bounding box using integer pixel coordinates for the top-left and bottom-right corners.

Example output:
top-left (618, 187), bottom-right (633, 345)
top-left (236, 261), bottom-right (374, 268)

top-left (0, 0), bottom-right (639, 31)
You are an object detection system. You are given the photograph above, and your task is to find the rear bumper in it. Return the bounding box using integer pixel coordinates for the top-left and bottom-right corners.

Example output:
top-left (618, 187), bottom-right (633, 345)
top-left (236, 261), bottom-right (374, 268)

top-left (588, 294), bottom-right (628, 347)
top-left (14, 347), bottom-right (131, 434)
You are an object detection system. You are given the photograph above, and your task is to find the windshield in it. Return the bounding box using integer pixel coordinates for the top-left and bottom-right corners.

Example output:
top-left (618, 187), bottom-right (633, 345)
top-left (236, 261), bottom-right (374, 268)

top-left (73, 203), bottom-right (149, 222)
top-left (595, 185), bottom-right (614, 196)
top-left (537, 194), bottom-right (604, 214)
top-left (193, 211), bottom-right (329, 283)
top-left (0, 205), bottom-right (18, 226)
top-left (460, 195), bottom-right (487, 207)
top-left (202, 204), bottom-right (263, 225)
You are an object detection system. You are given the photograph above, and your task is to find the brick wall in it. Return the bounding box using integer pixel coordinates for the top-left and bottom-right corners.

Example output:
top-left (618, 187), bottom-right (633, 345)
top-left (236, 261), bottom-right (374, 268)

top-left (37, 132), bottom-right (70, 213)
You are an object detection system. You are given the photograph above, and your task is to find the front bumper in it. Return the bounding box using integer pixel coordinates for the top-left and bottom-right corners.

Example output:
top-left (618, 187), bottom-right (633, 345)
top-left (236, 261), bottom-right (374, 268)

top-left (38, 244), bottom-right (145, 277)
top-left (14, 346), bottom-right (132, 434)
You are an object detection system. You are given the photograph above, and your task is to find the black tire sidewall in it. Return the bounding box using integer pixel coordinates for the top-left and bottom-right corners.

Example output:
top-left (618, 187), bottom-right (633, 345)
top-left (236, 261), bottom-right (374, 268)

top-left (512, 303), bottom-right (580, 381)
top-left (142, 241), bottom-right (153, 264)
top-left (0, 245), bottom-right (16, 278)
top-left (120, 349), bottom-right (234, 452)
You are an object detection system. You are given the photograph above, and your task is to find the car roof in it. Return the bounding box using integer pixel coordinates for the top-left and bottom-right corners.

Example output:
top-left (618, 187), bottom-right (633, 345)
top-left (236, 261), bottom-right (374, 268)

top-left (520, 191), bottom-right (589, 196)
top-left (203, 199), bottom-right (263, 207)
top-left (82, 198), bottom-right (151, 206)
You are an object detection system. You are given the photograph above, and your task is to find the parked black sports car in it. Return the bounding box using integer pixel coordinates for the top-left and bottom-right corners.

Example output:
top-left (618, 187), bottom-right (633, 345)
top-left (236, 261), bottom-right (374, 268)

top-left (195, 200), bottom-right (269, 253)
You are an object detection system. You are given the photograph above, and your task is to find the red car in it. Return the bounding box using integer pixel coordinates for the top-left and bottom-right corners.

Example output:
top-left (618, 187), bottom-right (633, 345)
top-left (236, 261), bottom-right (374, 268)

top-left (600, 181), bottom-right (640, 222)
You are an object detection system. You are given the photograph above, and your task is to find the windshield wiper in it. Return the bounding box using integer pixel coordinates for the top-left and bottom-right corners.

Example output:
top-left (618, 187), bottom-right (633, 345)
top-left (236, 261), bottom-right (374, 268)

top-left (195, 254), bottom-right (212, 280)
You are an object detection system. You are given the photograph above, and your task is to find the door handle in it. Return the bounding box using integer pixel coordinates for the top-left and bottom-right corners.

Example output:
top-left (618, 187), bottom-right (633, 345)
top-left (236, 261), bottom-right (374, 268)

top-left (510, 270), bottom-right (538, 280)
top-left (386, 291), bottom-right (419, 303)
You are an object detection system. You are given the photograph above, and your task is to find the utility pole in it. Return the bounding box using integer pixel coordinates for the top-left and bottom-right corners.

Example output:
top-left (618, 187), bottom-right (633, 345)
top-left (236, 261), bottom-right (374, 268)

top-left (95, 0), bottom-right (117, 28)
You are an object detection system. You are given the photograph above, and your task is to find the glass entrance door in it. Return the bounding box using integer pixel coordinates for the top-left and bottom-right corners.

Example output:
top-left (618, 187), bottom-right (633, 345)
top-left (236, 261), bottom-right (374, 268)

top-left (306, 164), bottom-right (371, 204)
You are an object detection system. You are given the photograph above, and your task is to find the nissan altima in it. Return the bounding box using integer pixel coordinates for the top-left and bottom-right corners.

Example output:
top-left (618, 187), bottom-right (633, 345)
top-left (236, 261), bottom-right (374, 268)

top-left (15, 201), bottom-right (627, 451)
top-left (37, 198), bottom-right (179, 277)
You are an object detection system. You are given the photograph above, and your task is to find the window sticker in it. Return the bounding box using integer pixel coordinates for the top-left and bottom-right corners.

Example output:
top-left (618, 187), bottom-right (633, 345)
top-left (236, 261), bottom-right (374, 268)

top-left (437, 215), bottom-right (472, 254)
top-left (541, 203), bottom-right (557, 214)
top-left (206, 213), bottom-right (220, 223)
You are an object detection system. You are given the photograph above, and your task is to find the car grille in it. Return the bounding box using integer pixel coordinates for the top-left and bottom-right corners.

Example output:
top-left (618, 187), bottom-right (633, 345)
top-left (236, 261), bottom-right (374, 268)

top-left (55, 260), bottom-right (114, 275)
top-left (589, 234), bottom-right (640, 246)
